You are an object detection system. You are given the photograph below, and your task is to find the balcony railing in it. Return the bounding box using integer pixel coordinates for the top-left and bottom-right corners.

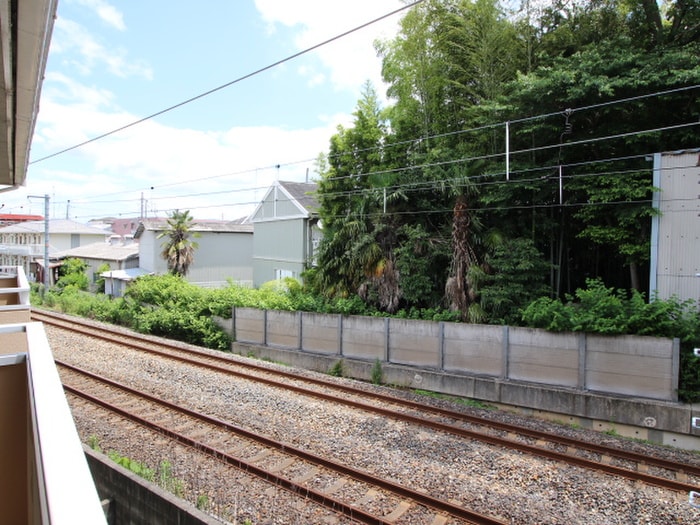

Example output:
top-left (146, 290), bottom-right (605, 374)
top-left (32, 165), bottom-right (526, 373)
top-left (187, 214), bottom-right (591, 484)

top-left (0, 267), bottom-right (106, 524)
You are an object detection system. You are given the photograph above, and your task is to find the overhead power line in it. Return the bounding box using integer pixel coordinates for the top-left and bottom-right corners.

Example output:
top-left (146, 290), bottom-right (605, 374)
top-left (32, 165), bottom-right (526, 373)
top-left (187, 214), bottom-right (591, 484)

top-left (40, 82), bottom-right (700, 220)
top-left (29, 0), bottom-right (425, 165)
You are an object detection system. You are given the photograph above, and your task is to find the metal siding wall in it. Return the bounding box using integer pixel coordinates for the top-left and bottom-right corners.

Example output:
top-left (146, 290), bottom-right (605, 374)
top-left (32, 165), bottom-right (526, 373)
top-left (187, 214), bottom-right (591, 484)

top-left (186, 232), bottom-right (253, 285)
top-left (252, 221), bottom-right (305, 286)
top-left (656, 152), bottom-right (700, 304)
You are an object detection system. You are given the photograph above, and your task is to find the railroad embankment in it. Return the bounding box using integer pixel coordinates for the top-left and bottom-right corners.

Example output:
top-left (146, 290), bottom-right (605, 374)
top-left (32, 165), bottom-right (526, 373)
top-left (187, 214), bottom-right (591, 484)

top-left (232, 340), bottom-right (700, 452)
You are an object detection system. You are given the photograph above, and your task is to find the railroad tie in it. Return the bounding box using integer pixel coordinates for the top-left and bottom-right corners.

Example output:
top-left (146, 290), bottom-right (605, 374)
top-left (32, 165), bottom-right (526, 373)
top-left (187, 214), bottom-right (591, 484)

top-left (322, 478), bottom-right (348, 495)
top-left (383, 500), bottom-right (411, 522)
top-left (353, 488), bottom-right (379, 506)
top-left (291, 467), bottom-right (319, 483)
top-left (247, 449), bottom-right (272, 463)
top-left (267, 457), bottom-right (296, 473)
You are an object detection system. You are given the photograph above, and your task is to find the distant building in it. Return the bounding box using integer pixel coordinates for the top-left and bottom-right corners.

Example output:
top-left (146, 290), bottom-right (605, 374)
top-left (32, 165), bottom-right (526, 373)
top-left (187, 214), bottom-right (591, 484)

top-left (248, 180), bottom-right (320, 286)
top-left (136, 218), bottom-right (253, 287)
top-left (89, 217), bottom-right (141, 240)
top-left (0, 214), bottom-right (44, 227)
top-left (0, 219), bottom-right (109, 285)
top-left (58, 241), bottom-right (140, 292)
top-left (649, 149), bottom-right (700, 307)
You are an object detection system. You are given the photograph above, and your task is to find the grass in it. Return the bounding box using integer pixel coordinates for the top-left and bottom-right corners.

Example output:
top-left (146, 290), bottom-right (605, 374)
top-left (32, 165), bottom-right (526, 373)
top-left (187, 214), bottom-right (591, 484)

top-left (370, 358), bottom-right (383, 385)
top-left (89, 436), bottom-right (186, 499)
top-left (413, 389), bottom-right (497, 410)
top-left (328, 359), bottom-right (344, 377)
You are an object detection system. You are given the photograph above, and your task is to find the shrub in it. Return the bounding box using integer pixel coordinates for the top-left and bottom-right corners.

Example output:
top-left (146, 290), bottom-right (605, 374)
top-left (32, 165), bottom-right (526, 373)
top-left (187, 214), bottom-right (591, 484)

top-left (521, 278), bottom-right (700, 402)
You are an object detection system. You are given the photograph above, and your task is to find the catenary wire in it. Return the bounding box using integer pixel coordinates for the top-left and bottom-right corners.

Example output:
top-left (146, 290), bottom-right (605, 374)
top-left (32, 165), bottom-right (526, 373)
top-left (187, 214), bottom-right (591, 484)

top-left (44, 84), bottom-right (699, 206)
top-left (28, 1), bottom-right (425, 165)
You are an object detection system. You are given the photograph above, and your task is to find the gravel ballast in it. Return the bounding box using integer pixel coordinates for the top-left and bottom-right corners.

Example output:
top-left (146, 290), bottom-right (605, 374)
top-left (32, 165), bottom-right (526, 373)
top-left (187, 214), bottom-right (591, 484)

top-left (47, 324), bottom-right (700, 524)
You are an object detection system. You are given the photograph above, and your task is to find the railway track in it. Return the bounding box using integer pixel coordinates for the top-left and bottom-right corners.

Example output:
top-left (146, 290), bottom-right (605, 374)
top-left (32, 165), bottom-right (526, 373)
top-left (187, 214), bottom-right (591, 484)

top-left (59, 360), bottom-right (503, 524)
top-left (32, 309), bottom-right (700, 522)
top-left (32, 309), bottom-right (700, 494)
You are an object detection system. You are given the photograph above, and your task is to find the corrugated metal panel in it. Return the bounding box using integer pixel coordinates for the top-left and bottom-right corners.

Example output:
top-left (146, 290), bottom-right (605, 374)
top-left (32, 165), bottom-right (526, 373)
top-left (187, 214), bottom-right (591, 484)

top-left (655, 151), bottom-right (700, 304)
top-left (252, 220), bottom-right (307, 286)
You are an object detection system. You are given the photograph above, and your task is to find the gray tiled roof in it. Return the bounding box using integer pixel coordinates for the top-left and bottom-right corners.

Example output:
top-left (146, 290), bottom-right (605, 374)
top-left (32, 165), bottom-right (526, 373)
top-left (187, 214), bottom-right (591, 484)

top-left (57, 242), bottom-right (139, 262)
top-left (137, 219), bottom-right (253, 236)
top-left (0, 218), bottom-right (110, 235)
top-left (278, 180), bottom-right (319, 213)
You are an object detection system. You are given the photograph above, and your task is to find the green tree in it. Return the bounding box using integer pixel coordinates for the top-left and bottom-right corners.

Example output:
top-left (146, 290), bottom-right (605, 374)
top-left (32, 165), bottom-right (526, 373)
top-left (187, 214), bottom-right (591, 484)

top-left (314, 82), bottom-right (394, 305)
top-left (55, 258), bottom-right (89, 291)
top-left (158, 210), bottom-right (199, 277)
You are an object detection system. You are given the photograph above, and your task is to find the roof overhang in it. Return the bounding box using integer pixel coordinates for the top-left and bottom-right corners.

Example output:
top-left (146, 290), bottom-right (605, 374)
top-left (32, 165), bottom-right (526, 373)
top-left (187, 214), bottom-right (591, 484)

top-left (0, 0), bottom-right (57, 190)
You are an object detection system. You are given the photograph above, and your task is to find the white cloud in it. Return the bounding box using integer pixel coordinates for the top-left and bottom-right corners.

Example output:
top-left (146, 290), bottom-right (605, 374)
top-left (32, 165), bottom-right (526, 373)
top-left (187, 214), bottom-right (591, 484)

top-left (253, 0), bottom-right (405, 98)
top-left (52, 18), bottom-right (152, 79)
top-left (72, 0), bottom-right (126, 31)
top-left (24, 79), bottom-right (345, 220)
top-left (11, 2), bottom-right (404, 221)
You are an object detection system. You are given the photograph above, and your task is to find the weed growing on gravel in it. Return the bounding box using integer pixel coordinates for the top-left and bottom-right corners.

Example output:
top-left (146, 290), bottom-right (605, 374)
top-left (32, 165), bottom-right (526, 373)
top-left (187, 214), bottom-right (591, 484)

top-left (328, 359), bottom-right (344, 377)
top-left (603, 426), bottom-right (620, 437)
top-left (159, 460), bottom-right (185, 497)
top-left (413, 389), bottom-right (496, 410)
top-left (196, 494), bottom-right (210, 511)
top-left (103, 450), bottom-right (187, 500)
top-left (108, 450), bottom-right (155, 482)
top-left (370, 358), bottom-right (383, 385)
top-left (87, 434), bottom-right (102, 452)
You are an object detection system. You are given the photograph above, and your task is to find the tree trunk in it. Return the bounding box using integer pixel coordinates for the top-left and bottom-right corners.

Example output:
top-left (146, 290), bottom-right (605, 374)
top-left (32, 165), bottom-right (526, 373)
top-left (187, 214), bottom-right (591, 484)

top-left (446, 194), bottom-right (473, 320)
top-left (629, 261), bottom-right (640, 292)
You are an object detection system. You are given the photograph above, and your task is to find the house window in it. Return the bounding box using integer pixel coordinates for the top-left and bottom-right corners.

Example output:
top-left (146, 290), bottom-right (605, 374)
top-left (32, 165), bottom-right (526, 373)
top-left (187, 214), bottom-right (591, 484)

top-left (275, 269), bottom-right (294, 280)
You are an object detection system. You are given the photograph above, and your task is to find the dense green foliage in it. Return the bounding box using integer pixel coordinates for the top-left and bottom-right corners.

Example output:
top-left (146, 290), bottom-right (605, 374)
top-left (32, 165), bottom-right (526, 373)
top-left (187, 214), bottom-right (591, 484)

top-left (55, 258), bottom-right (89, 292)
top-left (31, 0), bottom-right (700, 401)
top-left (33, 270), bottom-right (700, 400)
top-left (31, 275), bottom-right (383, 351)
top-left (522, 278), bottom-right (700, 401)
top-left (311, 0), bottom-right (700, 324)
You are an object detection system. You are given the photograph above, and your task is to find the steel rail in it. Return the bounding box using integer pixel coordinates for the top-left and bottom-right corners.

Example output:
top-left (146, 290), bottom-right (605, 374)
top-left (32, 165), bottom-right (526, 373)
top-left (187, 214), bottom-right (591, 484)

top-left (36, 310), bottom-right (700, 494)
top-left (59, 361), bottom-right (507, 525)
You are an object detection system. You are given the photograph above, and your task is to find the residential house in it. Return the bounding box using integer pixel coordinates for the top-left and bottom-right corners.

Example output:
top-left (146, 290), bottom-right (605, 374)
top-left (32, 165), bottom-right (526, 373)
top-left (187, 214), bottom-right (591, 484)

top-left (0, 214), bottom-right (44, 227)
top-left (58, 240), bottom-right (140, 292)
top-left (89, 217), bottom-right (141, 241)
top-left (650, 149), bottom-right (700, 307)
top-left (0, 219), bottom-right (109, 285)
top-left (248, 180), bottom-right (320, 286)
top-left (136, 219), bottom-right (253, 287)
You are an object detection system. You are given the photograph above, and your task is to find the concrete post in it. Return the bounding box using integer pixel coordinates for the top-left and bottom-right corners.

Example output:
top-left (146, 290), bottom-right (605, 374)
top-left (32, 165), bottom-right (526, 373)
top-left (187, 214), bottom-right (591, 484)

top-left (501, 325), bottom-right (509, 380)
top-left (578, 333), bottom-right (587, 390)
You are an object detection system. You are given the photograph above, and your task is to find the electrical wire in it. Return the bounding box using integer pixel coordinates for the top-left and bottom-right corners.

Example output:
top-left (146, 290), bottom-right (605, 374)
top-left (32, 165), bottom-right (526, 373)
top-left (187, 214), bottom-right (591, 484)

top-left (28, 0), bottom-right (425, 165)
top-left (39, 82), bottom-right (700, 208)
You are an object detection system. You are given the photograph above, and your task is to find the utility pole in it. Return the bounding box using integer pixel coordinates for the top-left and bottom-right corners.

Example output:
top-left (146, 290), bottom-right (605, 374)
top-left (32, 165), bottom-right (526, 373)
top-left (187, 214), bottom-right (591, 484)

top-left (28, 194), bottom-right (50, 293)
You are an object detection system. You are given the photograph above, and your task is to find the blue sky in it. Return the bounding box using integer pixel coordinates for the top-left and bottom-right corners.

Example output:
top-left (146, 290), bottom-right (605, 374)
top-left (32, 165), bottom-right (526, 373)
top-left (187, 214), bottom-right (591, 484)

top-left (3, 0), bottom-right (408, 221)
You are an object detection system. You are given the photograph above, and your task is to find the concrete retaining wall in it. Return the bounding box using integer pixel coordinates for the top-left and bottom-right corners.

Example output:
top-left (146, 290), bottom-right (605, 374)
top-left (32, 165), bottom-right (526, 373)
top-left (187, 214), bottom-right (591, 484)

top-left (232, 307), bottom-right (680, 402)
top-left (85, 446), bottom-right (221, 525)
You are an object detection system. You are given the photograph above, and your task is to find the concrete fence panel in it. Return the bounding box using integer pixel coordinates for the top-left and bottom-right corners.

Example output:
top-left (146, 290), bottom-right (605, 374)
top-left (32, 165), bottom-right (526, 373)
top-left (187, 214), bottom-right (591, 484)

top-left (586, 334), bottom-right (676, 401)
top-left (231, 308), bottom-right (678, 403)
top-left (233, 307), bottom-right (265, 344)
top-left (301, 312), bottom-right (340, 355)
top-left (341, 316), bottom-right (386, 360)
top-left (389, 318), bottom-right (440, 369)
top-left (266, 310), bottom-right (300, 349)
top-left (443, 323), bottom-right (503, 376)
top-left (508, 327), bottom-right (579, 387)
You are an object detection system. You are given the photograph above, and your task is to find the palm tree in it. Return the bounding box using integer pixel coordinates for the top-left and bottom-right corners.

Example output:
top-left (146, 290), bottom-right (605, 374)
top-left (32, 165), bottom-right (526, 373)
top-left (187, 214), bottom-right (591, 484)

top-left (157, 210), bottom-right (199, 277)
